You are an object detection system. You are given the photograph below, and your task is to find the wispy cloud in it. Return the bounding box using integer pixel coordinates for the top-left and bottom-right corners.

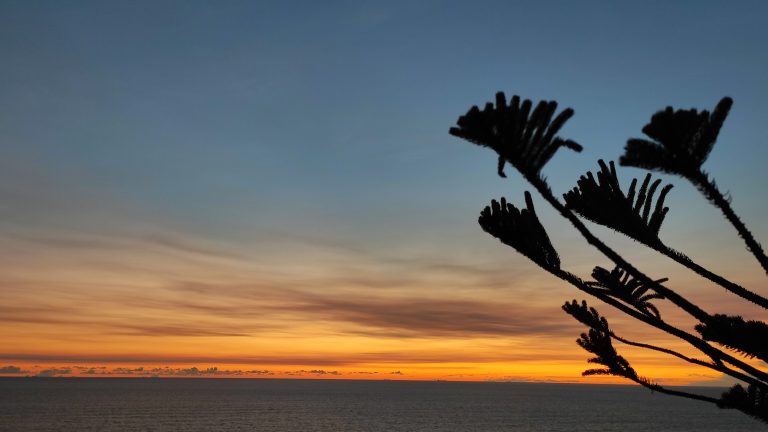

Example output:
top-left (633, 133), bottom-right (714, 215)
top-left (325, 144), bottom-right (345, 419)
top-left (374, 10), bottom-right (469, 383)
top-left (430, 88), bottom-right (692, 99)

top-left (0, 262), bottom-right (575, 340)
top-left (277, 294), bottom-right (570, 338)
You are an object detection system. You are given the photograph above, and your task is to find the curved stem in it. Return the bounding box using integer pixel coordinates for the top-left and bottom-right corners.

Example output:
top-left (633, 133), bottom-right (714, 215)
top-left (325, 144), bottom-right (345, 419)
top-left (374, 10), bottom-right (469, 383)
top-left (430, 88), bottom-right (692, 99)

top-left (610, 333), bottom-right (758, 386)
top-left (692, 170), bottom-right (768, 275)
top-left (611, 334), bottom-right (711, 368)
top-left (630, 376), bottom-right (721, 405)
top-left (627, 375), bottom-right (762, 423)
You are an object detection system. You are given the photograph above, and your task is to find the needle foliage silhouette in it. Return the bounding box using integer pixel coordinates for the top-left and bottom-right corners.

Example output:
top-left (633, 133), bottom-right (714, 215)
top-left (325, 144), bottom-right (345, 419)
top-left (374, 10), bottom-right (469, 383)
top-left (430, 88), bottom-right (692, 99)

top-left (450, 92), bottom-right (768, 424)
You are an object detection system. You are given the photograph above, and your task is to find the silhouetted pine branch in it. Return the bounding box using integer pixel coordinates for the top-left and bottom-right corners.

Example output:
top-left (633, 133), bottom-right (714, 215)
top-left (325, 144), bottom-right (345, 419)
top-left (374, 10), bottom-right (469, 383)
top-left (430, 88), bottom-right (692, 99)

top-left (563, 299), bottom-right (768, 413)
top-left (558, 257), bottom-right (768, 393)
top-left (529, 165), bottom-right (713, 325)
top-left (695, 315), bottom-right (768, 362)
top-left (621, 97), bottom-right (768, 273)
top-left (691, 169), bottom-right (768, 274)
top-left (572, 319), bottom-right (719, 405)
top-left (453, 92), bottom-right (760, 331)
top-left (566, 160), bottom-right (768, 309)
top-left (562, 300), bottom-right (609, 332)
top-left (484, 194), bottom-right (768, 389)
top-left (478, 191), bottom-right (560, 271)
top-left (563, 299), bottom-right (719, 372)
top-left (564, 160), bottom-right (672, 247)
top-left (450, 92), bottom-right (768, 424)
top-left (577, 327), bottom-right (640, 380)
top-left (449, 92), bottom-right (582, 179)
top-left (454, 95), bottom-right (716, 326)
top-left (570, 158), bottom-right (768, 308)
top-left (621, 97), bottom-right (732, 178)
top-left (559, 276), bottom-right (768, 388)
top-left (720, 384), bottom-right (768, 423)
top-left (586, 266), bottom-right (665, 319)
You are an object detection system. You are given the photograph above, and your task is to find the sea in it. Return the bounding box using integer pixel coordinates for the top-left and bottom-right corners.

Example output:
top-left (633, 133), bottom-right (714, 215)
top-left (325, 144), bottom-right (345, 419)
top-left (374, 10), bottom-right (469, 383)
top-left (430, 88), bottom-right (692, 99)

top-left (0, 378), bottom-right (763, 431)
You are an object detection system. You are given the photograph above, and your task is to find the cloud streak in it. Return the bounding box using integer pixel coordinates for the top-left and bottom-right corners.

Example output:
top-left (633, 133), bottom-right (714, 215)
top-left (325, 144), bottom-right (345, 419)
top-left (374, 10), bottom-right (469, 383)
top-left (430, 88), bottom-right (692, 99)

top-left (279, 294), bottom-right (571, 338)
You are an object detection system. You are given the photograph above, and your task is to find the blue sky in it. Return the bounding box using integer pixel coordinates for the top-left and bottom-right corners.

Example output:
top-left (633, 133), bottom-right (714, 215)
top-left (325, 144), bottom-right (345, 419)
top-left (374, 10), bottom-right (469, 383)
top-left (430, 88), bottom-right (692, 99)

top-left (1, 0), bottom-right (767, 382)
top-left (4, 1), bottom-right (767, 242)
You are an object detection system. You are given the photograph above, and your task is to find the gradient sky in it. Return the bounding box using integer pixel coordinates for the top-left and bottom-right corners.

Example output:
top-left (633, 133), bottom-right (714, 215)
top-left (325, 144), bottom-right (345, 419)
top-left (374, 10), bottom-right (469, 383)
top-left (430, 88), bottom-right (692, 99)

top-left (1, 0), bottom-right (767, 383)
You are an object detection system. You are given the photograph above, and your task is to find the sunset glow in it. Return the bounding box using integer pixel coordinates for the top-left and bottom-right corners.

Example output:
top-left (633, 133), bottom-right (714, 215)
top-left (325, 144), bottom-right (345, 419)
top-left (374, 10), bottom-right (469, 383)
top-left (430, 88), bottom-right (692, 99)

top-left (2, 1), bottom-right (767, 387)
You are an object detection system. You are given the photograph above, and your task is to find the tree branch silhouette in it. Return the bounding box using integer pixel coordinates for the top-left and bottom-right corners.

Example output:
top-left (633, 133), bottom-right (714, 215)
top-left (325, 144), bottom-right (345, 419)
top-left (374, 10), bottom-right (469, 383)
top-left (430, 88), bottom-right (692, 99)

top-left (564, 160), bottom-right (768, 309)
top-left (480, 191), bottom-right (768, 387)
top-left (450, 92), bottom-right (768, 424)
top-left (620, 97), bottom-right (768, 274)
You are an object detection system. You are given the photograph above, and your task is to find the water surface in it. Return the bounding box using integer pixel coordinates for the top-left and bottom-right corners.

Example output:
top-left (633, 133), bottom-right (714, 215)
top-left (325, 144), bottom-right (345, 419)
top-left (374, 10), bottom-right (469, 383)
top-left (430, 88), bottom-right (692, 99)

top-left (0, 378), bottom-right (761, 431)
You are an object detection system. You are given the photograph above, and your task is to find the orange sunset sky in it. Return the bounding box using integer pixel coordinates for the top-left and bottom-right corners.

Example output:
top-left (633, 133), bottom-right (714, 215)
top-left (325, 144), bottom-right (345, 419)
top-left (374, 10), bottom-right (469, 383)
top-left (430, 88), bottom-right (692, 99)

top-left (1, 1), bottom-right (767, 384)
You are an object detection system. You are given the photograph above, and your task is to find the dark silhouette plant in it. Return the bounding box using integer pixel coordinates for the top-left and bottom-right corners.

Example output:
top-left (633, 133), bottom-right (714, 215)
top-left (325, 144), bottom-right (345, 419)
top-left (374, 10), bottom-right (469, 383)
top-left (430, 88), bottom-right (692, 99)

top-left (450, 92), bottom-right (768, 423)
top-left (621, 97), bottom-right (768, 273)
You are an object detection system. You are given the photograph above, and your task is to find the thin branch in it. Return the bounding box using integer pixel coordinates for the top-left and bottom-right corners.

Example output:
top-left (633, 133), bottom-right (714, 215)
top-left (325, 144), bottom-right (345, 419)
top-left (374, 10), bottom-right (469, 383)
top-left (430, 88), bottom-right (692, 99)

top-left (627, 373), bottom-right (768, 423)
top-left (610, 334), bottom-right (712, 369)
top-left (692, 169), bottom-right (768, 275)
top-left (631, 376), bottom-right (720, 405)
top-left (659, 243), bottom-right (768, 309)
top-left (609, 333), bottom-right (759, 386)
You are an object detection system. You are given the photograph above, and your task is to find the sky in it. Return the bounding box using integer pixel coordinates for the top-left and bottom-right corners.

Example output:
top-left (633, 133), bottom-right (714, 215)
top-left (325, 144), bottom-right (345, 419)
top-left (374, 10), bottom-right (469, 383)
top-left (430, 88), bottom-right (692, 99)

top-left (1, 0), bottom-right (767, 383)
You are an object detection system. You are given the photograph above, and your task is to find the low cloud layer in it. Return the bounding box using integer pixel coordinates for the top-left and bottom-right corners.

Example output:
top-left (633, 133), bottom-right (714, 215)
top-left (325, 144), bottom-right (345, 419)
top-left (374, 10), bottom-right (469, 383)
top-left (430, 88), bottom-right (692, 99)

top-left (0, 363), bottom-right (414, 379)
top-left (0, 365), bottom-right (370, 378)
top-left (102, 366), bottom-right (275, 377)
top-left (0, 365), bottom-right (27, 374)
top-left (36, 368), bottom-right (72, 377)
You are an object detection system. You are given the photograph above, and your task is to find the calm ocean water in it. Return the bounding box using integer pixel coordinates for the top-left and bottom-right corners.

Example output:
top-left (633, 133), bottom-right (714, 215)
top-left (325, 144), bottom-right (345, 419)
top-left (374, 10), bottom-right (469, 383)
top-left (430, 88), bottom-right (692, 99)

top-left (0, 378), bottom-right (762, 431)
